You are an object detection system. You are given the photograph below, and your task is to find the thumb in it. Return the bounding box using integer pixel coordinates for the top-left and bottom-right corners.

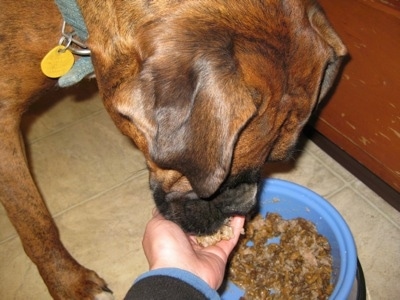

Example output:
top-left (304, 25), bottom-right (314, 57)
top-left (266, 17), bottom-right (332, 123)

top-left (208, 215), bottom-right (245, 258)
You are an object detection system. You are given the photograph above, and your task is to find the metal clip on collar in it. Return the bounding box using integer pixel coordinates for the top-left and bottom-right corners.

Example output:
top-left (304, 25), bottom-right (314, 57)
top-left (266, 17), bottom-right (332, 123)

top-left (59, 21), bottom-right (91, 56)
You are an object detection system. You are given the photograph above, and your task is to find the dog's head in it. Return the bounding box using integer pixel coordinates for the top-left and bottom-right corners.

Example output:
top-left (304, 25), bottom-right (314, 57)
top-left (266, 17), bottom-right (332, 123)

top-left (89, 0), bottom-right (346, 235)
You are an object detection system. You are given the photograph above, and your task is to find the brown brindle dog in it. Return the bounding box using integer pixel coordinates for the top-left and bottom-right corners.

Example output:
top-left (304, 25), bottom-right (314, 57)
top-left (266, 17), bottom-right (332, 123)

top-left (0, 0), bottom-right (346, 299)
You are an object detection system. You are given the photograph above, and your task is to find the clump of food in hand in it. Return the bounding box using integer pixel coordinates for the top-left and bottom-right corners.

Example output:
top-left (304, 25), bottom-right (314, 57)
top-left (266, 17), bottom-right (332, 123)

top-left (195, 219), bottom-right (234, 247)
top-left (228, 213), bottom-right (333, 300)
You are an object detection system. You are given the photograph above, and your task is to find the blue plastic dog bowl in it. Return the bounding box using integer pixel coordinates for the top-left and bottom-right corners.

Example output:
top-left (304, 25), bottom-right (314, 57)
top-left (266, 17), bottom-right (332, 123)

top-left (220, 178), bottom-right (357, 300)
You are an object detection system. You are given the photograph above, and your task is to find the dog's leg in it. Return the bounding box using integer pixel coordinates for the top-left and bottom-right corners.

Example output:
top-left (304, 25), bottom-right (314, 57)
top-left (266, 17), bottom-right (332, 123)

top-left (0, 1), bottom-right (113, 299)
top-left (0, 117), bottom-right (111, 300)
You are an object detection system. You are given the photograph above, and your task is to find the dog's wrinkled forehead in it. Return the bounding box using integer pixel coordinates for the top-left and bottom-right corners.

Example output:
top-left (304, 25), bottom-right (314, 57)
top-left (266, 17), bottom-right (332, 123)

top-left (104, 0), bottom-right (346, 201)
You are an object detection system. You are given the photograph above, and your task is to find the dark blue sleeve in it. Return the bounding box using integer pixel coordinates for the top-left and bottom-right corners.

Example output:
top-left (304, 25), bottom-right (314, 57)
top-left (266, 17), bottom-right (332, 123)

top-left (124, 268), bottom-right (221, 300)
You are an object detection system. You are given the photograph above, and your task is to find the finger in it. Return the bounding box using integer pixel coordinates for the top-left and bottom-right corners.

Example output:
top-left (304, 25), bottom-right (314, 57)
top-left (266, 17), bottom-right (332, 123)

top-left (143, 210), bottom-right (166, 245)
top-left (222, 215), bottom-right (245, 246)
top-left (151, 207), bottom-right (161, 217)
top-left (229, 215), bottom-right (245, 236)
top-left (223, 216), bottom-right (245, 241)
top-left (190, 216), bottom-right (245, 249)
top-left (203, 216), bottom-right (245, 258)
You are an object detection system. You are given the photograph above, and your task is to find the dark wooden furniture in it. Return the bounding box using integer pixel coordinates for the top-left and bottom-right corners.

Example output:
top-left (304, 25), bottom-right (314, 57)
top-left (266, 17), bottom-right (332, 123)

top-left (309, 0), bottom-right (400, 209)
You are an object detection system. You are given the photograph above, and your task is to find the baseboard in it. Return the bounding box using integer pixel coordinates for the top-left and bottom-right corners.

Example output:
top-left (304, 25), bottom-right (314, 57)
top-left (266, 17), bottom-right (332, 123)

top-left (304, 126), bottom-right (400, 212)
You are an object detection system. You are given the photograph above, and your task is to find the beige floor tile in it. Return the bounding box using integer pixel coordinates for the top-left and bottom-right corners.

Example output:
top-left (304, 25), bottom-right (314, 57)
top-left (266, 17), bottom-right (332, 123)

top-left (22, 80), bottom-right (103, 142)
top-left (0, 208), bottom-right (15, 243)
top-left (262, 142), bottom-right (346, 197)
top-left (326, 187), bottom-right (400, 300)
top-left (0, 237), bottom-right (50, 300)
top-left (352, 180), bottom-right (400, 226)
top-left (1, 110), bottom-right (146, 242)
top-left (304, 139), bottom-right (357, 184)
top-left (27, 110), bottom-right (147, 213)
top-left (0, 171), bottom-right (154, 300)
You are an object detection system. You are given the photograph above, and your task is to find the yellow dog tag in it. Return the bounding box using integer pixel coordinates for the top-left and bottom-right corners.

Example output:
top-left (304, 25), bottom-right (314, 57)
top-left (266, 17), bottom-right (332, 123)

top-left (41, 45), bottom-right (74, 78)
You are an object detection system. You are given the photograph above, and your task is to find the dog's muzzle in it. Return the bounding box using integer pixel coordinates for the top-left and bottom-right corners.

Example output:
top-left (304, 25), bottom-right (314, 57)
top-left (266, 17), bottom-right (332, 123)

top-left (151, 179), bottom-right (258, 235)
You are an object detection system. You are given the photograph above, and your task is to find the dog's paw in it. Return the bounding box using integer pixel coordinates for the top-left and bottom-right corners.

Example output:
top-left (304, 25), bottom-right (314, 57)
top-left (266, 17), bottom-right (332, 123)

top-left (41, 262), bottom-right (114, 300)
top-left (74, 269), bottom-right (114, 300)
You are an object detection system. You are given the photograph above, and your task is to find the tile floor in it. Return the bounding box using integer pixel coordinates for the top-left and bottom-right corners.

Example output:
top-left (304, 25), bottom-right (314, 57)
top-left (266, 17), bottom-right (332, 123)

top-left (0, 80), bottom-right (399, 299)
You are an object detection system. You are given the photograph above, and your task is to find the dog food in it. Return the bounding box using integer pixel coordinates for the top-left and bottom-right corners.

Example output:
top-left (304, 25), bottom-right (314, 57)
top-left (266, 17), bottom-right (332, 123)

top-left (196, 220), bottom-right (234, 247)
top-left (228, 213), bottom-right (333, 299)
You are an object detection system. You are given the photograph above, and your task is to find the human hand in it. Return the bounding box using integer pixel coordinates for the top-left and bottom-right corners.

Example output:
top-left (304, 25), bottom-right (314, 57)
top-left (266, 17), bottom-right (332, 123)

top-left (142, 209), bottom-right (245, 289)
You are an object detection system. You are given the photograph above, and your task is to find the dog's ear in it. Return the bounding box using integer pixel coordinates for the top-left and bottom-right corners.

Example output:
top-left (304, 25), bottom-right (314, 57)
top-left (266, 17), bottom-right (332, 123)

top-left (307, 3), bottom-right (347, 100)
top-left (129, 35), bottom-right (256, 198)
